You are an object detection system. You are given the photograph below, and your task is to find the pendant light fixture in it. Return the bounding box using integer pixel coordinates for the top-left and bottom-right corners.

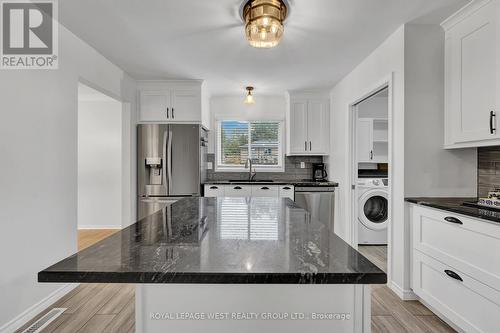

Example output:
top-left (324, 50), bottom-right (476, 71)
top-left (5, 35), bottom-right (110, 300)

top-left (242, 0), bottom-right (288, 48)
top-left (244, 86), bottom-right (255, 104)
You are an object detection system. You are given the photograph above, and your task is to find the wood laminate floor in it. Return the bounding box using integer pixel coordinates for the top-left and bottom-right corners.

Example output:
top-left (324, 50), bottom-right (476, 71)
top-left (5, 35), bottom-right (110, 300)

top-left (17, 233), bottom-right (456, 332)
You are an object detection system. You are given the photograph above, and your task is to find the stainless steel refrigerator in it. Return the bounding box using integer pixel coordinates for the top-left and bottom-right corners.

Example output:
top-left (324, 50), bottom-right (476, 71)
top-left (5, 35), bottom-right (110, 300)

top-left (137, 124), bottom-right (208, 220)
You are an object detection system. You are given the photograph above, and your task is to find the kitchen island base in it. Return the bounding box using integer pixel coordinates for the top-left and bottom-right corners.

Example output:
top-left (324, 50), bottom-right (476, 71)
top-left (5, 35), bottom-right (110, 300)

top-left (136, 284), bottom-right (371, 333)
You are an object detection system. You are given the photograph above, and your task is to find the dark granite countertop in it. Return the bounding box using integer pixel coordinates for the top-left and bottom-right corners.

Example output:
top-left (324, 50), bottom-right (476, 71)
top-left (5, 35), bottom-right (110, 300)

top-left (405, 197), bottom-right (500, 225)
top-left (39, 197), bottom-right (385, 284)
top-left (204, 180), bottom-right (339, 187)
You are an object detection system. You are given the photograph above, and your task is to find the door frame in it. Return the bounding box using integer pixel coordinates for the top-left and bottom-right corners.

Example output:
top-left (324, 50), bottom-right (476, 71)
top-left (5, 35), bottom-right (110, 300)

top-left (348, 73), bottom-right (393, 282)
top-left (78, 78), bottom-right (133, 229)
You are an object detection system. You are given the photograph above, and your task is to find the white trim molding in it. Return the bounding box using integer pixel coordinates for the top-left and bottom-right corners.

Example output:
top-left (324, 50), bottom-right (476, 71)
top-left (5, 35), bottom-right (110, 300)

top-left (77, 225), bottom-right (122, 230)
top-left (0, 284), bottom-right (78, 333)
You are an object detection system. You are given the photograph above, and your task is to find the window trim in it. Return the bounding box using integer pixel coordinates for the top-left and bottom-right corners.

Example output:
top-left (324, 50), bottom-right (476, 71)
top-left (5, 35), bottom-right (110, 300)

top-left (215, 120), bottom-right (285, 173)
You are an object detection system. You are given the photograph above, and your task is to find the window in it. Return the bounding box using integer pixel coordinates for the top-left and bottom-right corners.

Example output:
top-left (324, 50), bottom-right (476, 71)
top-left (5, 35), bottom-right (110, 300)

top-left (217, 120), bottom-right (283, 171)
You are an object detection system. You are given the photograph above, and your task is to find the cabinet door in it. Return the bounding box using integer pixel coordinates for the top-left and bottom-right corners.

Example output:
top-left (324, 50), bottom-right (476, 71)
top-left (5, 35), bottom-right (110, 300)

top-left (139, 90), bottom-right (170, 122)
top-left (289, 100), bottom-right (308, 154)
top-left (171, 90), bottom-right (201, 122)
top-left (449, 1), bottom-right (497, 143)
top-left (204, 185), bottom-right (225, 197)
top-left (279, 185), bottom-right (295, 200)
top-left (357, 119), bottom-right (373, 163)
top-left (251, 185), bottom-right (279, 197)
top-left (225, 185), bottom-right (252, 197)
top-left (307, 100), bottom-right (329, 154)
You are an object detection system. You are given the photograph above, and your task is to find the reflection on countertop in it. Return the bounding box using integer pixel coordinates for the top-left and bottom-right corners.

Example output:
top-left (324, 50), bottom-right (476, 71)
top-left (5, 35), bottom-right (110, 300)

top-left (39, 197), bottom-right (385, 284)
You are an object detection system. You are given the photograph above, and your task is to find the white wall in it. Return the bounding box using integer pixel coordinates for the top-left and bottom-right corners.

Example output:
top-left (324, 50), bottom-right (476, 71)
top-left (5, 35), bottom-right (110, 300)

top-left (208, 95), bottom-right (286, 153)
top-left (328, 24), bottom-right (477, 298)
top-left (327, 26), bottom-right (406, 266)
top-left (78, 97), bottom-right (122, 229)
top-left (358, 96), bottom-right (388, 119)
top-left (404, 24), bottom-right (477, 197)
top-left (0, 25), bottom-right (137, 331)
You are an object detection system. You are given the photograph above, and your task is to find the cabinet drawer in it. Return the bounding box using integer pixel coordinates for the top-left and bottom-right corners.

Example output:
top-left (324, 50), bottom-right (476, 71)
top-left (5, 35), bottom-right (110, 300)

top-left (279, 185), bottom-right (295, 200)
top-left (225, 185), bottom-right (252, 197)
top-left (412, 205), bottom-right (500, 290)
top-left (251, 185), bottom-right (279, 197)
top-left (413, 250), bottom-right (500, 333)
top-left (204, 185), bottom-right (225, 197)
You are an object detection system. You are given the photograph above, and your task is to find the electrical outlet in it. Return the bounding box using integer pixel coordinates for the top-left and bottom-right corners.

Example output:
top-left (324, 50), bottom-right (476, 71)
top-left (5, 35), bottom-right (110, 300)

top-left (300, 162), bottom-right (306, 169)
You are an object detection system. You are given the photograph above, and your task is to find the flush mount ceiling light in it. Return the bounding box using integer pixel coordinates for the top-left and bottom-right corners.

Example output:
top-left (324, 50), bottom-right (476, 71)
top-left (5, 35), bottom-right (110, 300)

top-left (242, 0), bottom-right (289, 48)
top-left (244, 86), bottom-right (255, 104)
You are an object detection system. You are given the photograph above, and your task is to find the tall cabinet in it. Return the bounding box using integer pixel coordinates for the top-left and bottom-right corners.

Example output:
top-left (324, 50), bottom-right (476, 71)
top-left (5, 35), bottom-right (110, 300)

top-left (286, 92), bottom-right (330, 155)
top-left (443, 0), bottom-right (500, 148)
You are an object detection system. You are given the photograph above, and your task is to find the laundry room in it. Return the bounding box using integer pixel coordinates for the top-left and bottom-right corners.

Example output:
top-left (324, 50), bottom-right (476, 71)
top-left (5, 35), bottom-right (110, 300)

top-left (354, 87), bottom-right (390, 272)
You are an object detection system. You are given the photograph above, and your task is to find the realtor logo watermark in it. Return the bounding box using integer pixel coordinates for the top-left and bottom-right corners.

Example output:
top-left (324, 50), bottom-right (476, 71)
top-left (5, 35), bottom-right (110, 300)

top-left (0, 0), bottom-right (58, 69)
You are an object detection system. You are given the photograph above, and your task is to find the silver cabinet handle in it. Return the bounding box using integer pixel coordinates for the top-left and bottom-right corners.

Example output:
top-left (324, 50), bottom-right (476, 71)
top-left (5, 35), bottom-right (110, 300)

top-left (261, 187), bottom-right (270, 190)
top-left (309, 141), bottom-right (312, 151)
top-left (283, 187), bottom-right (291, 190)
top-left (490, 111), bottom-right (496, 134)
top-left (210, 186), bottom-right (218, 190)
top-left (370, 150), bottom-right (373, 160)
top-left (234, 186), bottom-right (242, 190)
top-left (166, 107), bottom-right (169, 118)
top-left (305, 141), bottom-right (307, 151)
top-left (172, 107), bottom-right (175, 119)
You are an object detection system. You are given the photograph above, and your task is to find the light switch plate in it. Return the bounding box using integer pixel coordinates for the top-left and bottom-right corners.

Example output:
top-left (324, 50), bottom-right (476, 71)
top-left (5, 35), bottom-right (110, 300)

top-left (207, 162), bottom-right (213, 170)
top-left (300, 162), bottom-right (306, 169)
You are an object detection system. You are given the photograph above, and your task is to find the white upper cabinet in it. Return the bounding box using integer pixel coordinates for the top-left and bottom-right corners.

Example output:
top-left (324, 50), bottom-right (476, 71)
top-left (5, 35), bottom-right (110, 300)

top-left (289, 100), bottom-right (308, 153)
top-left (138, 81), bottom-right (203, 123)
top-left (286, 92), bottom-right (330, 155)
top-left (357, 118), bottom-right (388, 163)
top-left (443, 0), bottom-right (500, 148)
top-left (139, 90), bottom-right (171, 122)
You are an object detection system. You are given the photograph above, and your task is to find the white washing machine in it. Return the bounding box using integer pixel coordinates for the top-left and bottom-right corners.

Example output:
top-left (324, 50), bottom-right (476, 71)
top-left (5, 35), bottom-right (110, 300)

top-left (357, 178), bottom-right (388, 245)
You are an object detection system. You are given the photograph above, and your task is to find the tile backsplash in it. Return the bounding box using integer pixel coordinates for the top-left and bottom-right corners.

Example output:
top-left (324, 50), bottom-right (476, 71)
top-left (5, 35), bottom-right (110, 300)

top-left (478, 146), bottom-right (500, 197)
top-left (206, 154), bottom-right (324, 181)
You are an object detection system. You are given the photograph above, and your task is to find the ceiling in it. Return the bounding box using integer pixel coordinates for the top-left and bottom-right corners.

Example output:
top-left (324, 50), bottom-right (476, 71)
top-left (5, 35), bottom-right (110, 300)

top-left (59, 0), bottom-right (468, 96)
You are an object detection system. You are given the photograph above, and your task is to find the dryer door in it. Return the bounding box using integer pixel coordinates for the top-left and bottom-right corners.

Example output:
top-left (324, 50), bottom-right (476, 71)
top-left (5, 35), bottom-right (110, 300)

top-left (358, 189), bottom-right (388, 231)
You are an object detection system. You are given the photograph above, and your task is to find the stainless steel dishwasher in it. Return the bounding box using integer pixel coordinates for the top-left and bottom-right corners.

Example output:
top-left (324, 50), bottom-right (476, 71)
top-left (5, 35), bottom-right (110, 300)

top-left (294, 186), bottom-right (335, 230)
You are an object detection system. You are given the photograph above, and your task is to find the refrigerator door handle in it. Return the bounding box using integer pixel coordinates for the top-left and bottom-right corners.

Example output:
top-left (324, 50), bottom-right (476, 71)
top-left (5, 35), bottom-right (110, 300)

top-left (162, 130), bottom-right (168, 193)
top-left (167, 129), bottom-right (173, 195)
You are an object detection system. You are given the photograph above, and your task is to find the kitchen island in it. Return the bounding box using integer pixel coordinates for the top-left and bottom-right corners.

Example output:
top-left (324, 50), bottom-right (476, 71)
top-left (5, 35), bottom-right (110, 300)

top-left (39, 197), bottom-right (386, 333)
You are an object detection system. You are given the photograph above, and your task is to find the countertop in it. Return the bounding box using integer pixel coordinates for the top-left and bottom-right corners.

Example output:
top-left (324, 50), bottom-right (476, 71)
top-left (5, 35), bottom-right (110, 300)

top-left (405, 197), bottom-right (500, 224)
top-left (204, 180), bottom-right (339, 187)
top-left (39, 197), bottom-right (385, 284)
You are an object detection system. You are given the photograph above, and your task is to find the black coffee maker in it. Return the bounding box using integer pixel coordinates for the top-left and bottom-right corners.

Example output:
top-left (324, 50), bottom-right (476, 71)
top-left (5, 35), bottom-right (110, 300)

top-left (312, 163), bottom-right (328, 181)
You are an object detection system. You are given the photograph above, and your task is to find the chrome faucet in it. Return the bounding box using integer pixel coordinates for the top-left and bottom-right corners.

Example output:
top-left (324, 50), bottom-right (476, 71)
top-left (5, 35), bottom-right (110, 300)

top-left (245, 158), bottom-right (257, 181)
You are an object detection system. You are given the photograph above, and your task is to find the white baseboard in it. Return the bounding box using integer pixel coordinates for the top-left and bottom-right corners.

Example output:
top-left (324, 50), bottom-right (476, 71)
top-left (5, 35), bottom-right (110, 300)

top-left (388, 281), bottom-right (418, 300)
top-left (78, 225), bottom-right (122, 230)
top-left (0, 283), bottom-right (79, 333)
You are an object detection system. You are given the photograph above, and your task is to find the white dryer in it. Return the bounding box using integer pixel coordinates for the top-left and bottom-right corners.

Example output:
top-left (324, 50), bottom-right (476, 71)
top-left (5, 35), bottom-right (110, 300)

top-left (357, 178), bottom-right (388, 245)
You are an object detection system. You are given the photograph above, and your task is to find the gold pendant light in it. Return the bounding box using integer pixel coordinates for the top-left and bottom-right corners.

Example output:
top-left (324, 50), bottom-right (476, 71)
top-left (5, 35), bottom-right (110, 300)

top-left (243, 0), bottom-right (288, 48)
top-left (244, 86), bottom-right (255, 104)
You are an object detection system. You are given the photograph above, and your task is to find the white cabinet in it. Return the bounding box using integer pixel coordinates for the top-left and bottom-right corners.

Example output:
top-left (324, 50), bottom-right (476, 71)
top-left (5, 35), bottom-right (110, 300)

top-left (410, 204), bottom-right (500, 332)
top-left (286, 92), bottom-right (330, 155)
top-left (279, 185), bottom-right (295, 200)
top-left (138, 81), bottom-right (203, 123)
top-left (224, 185), bottom-right (252, 197)
top-left (443, 0), bottom-right (500, 148)
top-left (204, 184), bottom-right (294, 199)
top-left (139, 90), bottom-right (171, 122)
top-left (204, 184), bottom-right (225, 197)
top-left (357, 118), bottom-right (388, 163)
top-left (251, 185), bottom-right (279, 197)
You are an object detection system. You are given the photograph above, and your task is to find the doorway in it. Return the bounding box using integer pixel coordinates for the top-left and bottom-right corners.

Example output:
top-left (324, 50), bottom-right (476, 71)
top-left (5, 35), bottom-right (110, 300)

top-left (350, 82), bottom-right (392, 277)
top-left (77, 83), bottom-right (123, 231)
